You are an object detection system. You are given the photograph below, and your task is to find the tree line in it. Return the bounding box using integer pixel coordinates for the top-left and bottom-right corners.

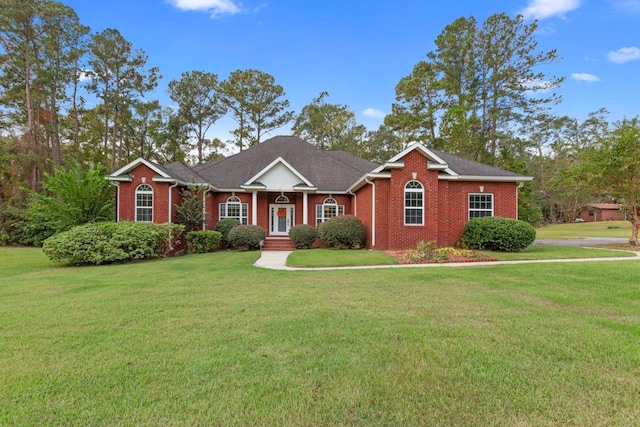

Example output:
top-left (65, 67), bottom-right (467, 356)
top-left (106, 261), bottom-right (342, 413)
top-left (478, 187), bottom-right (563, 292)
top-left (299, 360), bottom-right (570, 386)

top-left (1, 0), bottom-right (639, 244)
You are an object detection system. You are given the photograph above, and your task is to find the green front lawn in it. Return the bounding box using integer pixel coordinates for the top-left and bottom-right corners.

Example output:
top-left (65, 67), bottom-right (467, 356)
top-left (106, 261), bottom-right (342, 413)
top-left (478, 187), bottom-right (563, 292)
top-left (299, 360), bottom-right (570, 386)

top-left (287, 248), bottom-right (398, 267)
top-left (535, 220), bottom-right (631, 239)
top-left (2, 248), bottom-right (640, 425)
top-left (489, 244), bottom-right (637, 261)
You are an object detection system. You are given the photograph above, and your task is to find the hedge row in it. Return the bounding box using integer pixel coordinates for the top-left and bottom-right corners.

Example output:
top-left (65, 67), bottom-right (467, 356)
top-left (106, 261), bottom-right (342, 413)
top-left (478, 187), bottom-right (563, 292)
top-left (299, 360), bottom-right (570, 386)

top-left (42, 221), bottom-right (184, 265)
top-left (461, 216), bottom-right (536, 252)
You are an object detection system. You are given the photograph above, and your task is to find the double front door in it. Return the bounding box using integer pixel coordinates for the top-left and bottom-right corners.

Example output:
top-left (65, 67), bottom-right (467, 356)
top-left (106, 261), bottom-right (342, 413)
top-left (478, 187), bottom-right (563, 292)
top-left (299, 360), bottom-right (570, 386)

top-left (269, 204), bottom-right (295, 236)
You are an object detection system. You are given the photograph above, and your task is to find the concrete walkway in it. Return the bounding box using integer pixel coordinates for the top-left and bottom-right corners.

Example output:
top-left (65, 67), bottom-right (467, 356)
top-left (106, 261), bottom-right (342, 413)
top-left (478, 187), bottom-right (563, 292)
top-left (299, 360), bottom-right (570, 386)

top-left (253, 243), bottom-right (640, 271)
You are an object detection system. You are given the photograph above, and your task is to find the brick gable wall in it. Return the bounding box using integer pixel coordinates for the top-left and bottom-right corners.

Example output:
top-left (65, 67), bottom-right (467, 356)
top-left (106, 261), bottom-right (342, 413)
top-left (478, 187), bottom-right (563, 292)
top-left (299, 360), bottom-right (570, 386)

top-left (354, 150), bottom-right (520, 250)
top-left (117, 164), bottom-right (181, 224)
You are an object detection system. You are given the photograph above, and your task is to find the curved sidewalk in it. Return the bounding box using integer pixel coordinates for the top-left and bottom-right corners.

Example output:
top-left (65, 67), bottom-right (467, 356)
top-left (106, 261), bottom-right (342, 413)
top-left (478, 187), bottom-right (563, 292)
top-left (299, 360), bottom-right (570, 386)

top-left (253, 248), bottom-right (640, 271)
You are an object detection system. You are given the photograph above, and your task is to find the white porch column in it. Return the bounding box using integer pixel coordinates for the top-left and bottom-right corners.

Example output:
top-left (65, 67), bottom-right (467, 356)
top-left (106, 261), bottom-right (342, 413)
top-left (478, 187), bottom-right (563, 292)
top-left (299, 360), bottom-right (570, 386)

top-left (303, 191), bottom-right (308, 225)
top-left (252, 191), bottom-right (258, 225)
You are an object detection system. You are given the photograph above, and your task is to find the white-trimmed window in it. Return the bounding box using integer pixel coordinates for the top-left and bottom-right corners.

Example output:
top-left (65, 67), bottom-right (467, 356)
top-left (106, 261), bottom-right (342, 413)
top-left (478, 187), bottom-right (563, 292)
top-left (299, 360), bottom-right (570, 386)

top-left (316, 197), bottom-right (344, 226)
top-left (469, 193), bottom-right (494, 219)
top-left (219, 196), bottom-right (248, 224)
top-left (135, 184), bottom-right (153, 222)
top-left (404, 181), bottom-right (424, 225)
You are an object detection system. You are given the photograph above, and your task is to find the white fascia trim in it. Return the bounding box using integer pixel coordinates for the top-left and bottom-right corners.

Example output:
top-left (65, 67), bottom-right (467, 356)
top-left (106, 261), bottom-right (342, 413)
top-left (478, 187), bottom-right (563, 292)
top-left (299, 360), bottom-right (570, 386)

top-left (438, 175), bottom-right (533, 182)
top-left (388, 141), bottom-right (448, 165)
top-left (427, 162), bottom-right (449, 170)
top-left (109, 157), bottom-right (172, 179)
top-left (243, 157), bottom-right (314, 188)
top-left (347, 172), bottom-right (392, 193)
top-left (371, 161), bottom-right (404, 173)
top-left (240, 184), bottom-right (267, 191)
top-left (106, 175), bottom-right (132, 182)
top-left (152, 176), bottom-right (209, 187)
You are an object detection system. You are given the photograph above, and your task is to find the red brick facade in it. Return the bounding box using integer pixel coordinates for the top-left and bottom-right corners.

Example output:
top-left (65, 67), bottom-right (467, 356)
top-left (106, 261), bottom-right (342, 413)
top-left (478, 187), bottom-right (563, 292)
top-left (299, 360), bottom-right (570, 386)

top-left (113, 148), bottom-right (523, 250)
top-left (352, 150), bottom-right (520, 250)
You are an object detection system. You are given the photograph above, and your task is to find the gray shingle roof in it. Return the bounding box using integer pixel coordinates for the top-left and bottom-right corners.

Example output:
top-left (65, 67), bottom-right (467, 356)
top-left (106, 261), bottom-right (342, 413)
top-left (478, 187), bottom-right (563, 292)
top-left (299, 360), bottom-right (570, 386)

top-left (194, 135), bottom-right (379, 192)
top-left (133, 137), bottom-right (529, 191)
top-left (161, 162), bottom-right (208, 184)
top-left (429, 148), bottom-right (527, 178)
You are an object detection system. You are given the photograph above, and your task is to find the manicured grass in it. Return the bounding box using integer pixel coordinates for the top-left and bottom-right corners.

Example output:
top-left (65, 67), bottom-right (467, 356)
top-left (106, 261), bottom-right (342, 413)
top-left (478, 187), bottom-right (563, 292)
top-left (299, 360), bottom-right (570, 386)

top-left (535, 220), bottom-right (631, 239)
top-left (2, 248), bottom-right (640, 425)
top-left (287, 248), bottom-right (398, 267)
top-left (489, 244), bottom-right (637, 261)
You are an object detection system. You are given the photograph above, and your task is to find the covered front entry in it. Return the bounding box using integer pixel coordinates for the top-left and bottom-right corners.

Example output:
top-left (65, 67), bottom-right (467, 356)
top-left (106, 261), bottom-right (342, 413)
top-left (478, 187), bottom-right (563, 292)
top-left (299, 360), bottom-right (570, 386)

top-left (269, 204), bottom-right (295, 236)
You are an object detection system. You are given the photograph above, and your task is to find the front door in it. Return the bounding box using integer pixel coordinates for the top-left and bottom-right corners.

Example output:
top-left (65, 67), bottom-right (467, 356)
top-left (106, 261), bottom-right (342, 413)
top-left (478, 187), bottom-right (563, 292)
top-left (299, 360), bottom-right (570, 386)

top-left (269, 204), bottom-right (295, 236)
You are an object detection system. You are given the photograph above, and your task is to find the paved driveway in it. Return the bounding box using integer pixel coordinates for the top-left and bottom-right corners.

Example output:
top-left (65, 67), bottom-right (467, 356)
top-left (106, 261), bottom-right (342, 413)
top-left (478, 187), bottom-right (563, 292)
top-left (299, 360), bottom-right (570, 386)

top-left (534, 237), bottom-right (630, 247)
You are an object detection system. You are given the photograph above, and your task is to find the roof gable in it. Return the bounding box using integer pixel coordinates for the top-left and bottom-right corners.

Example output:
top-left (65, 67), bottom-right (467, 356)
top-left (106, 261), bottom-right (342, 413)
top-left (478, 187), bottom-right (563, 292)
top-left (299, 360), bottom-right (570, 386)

top-left (108, 157), bottom-right (172, 181)
top-left (243, 157), bottom-right (315, 190)
top-left (195, 135), bottom-right (378, 192)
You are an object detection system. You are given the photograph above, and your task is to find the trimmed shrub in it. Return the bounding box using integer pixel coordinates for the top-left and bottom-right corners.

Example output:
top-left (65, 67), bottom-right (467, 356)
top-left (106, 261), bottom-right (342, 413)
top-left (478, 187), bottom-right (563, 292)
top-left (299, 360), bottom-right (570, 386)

top-left (317, 215), bottom-right (365, 249)
top-left (227, 225), bottom-right (266, 250)
top-left (42, 221), bottom-right (184, 266)
top-left (215, 218), bottom-right (241, 246)
top-left (461, 216), bottom-right (536, 252)
top-left (186, 230), bottom-right (222, 253)
top-left (289, 224), bottom-right (317, 249)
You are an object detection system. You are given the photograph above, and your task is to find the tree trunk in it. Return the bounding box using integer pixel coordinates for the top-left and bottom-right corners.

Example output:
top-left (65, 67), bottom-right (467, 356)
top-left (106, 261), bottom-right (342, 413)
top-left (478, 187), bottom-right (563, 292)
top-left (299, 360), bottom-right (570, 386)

top-left (630, 218), bottom-right (639, 246)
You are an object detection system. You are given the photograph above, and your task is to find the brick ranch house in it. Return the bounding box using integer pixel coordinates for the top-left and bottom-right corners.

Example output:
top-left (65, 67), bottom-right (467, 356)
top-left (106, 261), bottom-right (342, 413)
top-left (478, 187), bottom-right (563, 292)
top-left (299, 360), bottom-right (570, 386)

top-left (107, 135), bottom-right (532, 250)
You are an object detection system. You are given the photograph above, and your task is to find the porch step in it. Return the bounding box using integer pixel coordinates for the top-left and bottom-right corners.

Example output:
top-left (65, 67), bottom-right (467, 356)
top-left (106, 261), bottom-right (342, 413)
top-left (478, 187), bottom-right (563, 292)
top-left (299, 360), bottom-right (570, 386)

top-left (262, 237), bottom-right (296, 251)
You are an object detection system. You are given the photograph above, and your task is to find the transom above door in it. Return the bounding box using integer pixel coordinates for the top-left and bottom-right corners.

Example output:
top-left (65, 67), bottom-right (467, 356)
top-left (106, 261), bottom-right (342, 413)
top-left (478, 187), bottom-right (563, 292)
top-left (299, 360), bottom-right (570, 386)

top-left (269, 204), bottom-right (295, 236)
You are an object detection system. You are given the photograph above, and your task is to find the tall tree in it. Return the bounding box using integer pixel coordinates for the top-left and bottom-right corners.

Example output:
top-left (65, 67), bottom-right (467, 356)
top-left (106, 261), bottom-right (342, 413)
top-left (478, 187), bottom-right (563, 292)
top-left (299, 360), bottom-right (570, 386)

top-left (0, 0), bottom-right (46, 190)
top-left (583, 117), bottom-right (640, 245)
top-left (219, 69), bottom-right (293, 150)
top-left (86, 28), bottom-right (160, 170)
top-left (167, 71), bottom-right (227, 164)
top-left (292, 92), bottom-right (367, 153)
top-left (385, 13), bottom-right (563, 164)
top-left (385, 61), bottom-right (442, 145)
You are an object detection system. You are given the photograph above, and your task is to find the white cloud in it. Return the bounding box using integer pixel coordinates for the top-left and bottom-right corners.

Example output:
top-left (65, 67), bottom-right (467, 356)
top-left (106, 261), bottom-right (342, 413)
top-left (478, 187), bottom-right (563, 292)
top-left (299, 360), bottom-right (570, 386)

top-left (362, 108), bottom-right (385, 119)
top-left (571, 73), bottom-right (600, 82)
top-left (608, 46), bottom-right (640, 63)
top-left (521, 0), bottom-right (580, 20)
top-left (168, 0), bottom-right (242, 18)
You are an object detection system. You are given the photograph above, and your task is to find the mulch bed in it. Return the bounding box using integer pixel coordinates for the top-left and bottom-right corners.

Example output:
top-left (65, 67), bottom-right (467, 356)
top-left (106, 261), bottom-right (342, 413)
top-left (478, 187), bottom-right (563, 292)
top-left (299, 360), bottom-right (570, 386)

top-left (385, 250), bottom-right (497, 265)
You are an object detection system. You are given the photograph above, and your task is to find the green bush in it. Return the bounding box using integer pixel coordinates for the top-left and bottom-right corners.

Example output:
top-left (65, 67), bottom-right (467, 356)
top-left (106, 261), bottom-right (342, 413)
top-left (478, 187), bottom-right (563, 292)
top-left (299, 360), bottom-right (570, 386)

top-left (317, 215), bottom-right (366, 249)
top-left (215, 218), bottom-right (241, 246)
top-left (42, 221), bottom-right (184, 266)
top-left (461, 216), bottom-right (536, 252)
top-left (186, 230), bottom-right (222, 253)
top-left (227, 225), bottom-right (266, 251)
top-left (26, 162), bottom-right (115, 246)
top-left (0, 204), bottom-right (34, 246)
top-left (289, 224), bottom-right (317, 249)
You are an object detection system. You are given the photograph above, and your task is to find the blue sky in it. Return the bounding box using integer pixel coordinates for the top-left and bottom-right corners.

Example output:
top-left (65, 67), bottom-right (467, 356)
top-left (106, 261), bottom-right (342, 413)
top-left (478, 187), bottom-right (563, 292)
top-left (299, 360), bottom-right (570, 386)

top-left (65, 0), bottom-right (640, 146)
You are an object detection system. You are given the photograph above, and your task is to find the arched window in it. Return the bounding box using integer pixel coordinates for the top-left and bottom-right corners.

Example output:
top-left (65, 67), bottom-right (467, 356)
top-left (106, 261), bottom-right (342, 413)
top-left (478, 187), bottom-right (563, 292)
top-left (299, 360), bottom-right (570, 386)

top-left (219, 195), bottom-right (248, 224)
top-left (275, 195), bottom-right (289, 203)
top-left (135, 184), bottom-right (153, 222)
top-left (316, 197), bottom-right (345, 226)
top-left (404, 181), bottom-right (423, 225)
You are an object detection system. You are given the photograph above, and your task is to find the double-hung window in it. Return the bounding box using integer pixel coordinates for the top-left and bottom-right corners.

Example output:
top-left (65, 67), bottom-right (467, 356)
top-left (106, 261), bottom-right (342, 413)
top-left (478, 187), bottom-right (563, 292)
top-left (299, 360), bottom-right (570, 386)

top-left (316, 197), bottom-right (344, 226)
top-left (404, 181), bottom-right (424, 225)
top-left (468, 193), bottom-right (494, 219)
top-left (219, 196), bottom-right (248, 224)
top-left (135, 184), bottom-right (153, 222)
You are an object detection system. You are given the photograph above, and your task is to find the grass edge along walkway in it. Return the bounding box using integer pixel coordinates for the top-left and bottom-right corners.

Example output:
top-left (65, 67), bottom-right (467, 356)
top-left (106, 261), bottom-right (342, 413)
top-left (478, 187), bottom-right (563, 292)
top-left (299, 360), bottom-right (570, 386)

top-left (260, 247), bottom-right (640, 271)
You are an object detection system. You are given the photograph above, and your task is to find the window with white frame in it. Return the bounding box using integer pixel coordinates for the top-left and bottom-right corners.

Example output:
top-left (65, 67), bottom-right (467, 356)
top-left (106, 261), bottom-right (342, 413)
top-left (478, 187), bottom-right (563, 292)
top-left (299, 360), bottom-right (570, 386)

top-left (316, 197), bottom-right (344, 226)
top-left (404, 180), bottom-right (424, 225)
top-left (135, 183), bottom-right (153, 222)
top-left (468, 193), bottom-right (494, 219)
top-left (219, 195), bottom-right (248, 224)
